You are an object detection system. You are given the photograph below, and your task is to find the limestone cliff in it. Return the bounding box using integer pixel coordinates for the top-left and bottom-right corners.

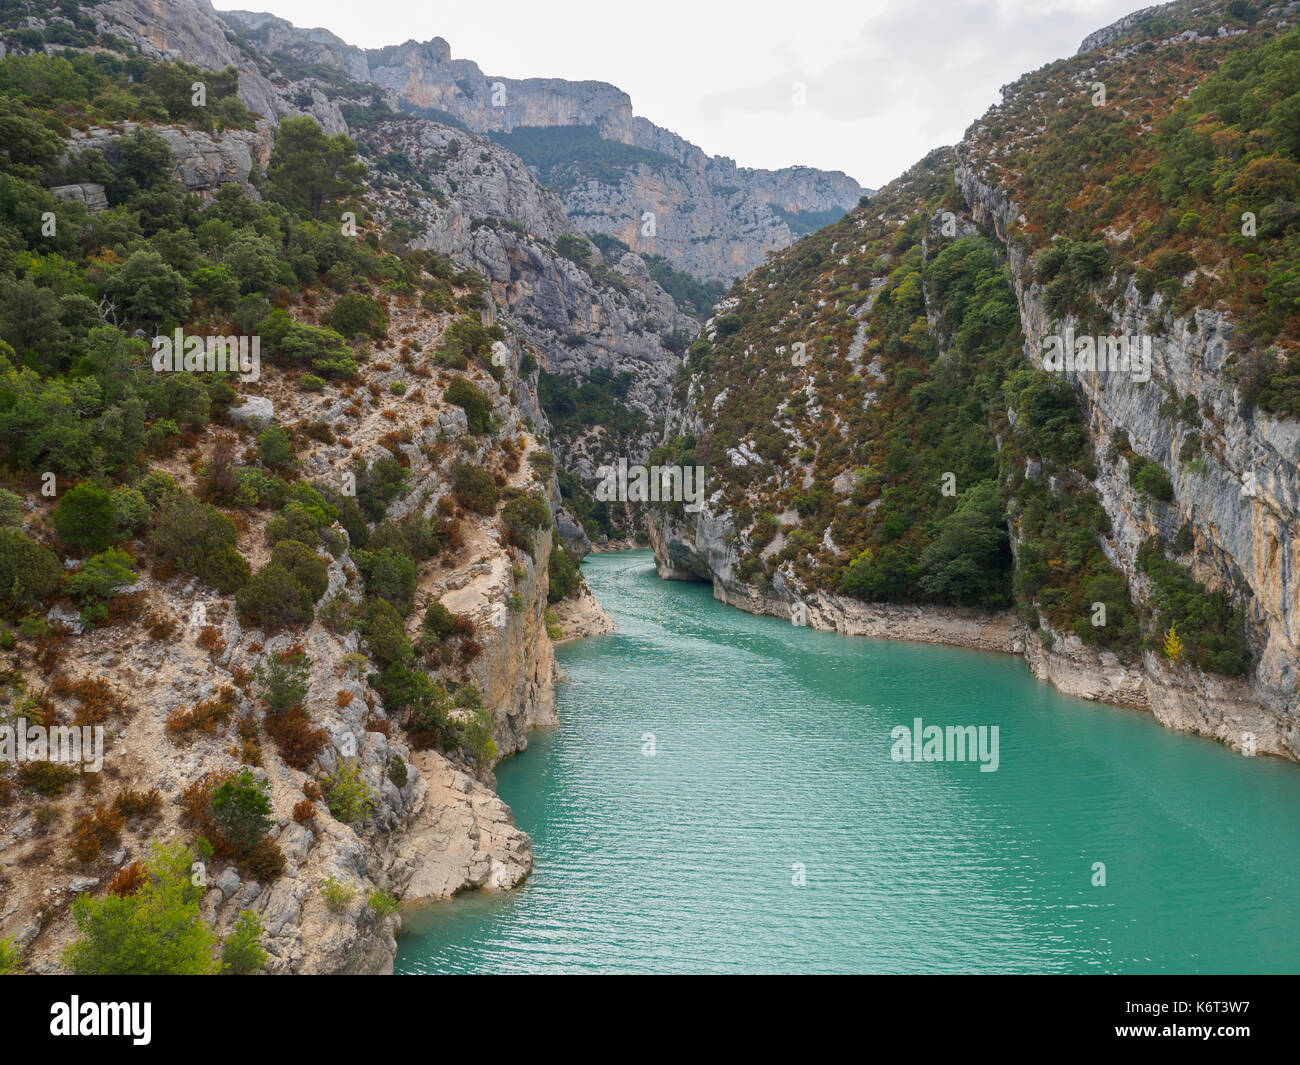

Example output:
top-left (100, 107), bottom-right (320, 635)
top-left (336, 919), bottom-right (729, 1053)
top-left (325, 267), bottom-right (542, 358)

top-left (218, 10), bottom-right (867, 283)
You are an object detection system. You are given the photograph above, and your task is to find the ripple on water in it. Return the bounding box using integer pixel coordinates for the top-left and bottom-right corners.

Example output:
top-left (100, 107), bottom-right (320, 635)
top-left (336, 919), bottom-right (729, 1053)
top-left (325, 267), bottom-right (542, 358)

top-left (397, 551), bottom-right (1300, 974)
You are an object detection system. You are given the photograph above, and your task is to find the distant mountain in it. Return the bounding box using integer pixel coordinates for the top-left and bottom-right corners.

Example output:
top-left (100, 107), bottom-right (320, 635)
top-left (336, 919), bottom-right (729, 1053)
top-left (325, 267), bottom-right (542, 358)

top-left (219, 9), bottom-right (869, 283)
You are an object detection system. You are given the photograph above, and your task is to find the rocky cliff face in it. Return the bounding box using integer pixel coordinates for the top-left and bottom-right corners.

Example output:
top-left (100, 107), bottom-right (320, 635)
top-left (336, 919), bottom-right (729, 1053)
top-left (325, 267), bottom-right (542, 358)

top-left (365, 117), bottom-right (698, 492)
top-left (957, 158), bottom-right (1300, 758)
top-left (91, 0), bottom-right (348, 134)
top-left (218, 11), bottom-right (866, 283)
top-left (647, 1), bottom-right (1300, 762)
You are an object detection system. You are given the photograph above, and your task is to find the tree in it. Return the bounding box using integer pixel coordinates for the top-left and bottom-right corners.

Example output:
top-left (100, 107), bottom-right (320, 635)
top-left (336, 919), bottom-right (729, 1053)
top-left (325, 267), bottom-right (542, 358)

top-left (323, 293), bottom-right (386, 338)
top-left (104, 248), bottom-right (190, 324)
top-left (53, 482), bottom-right (117, 554)
top-left (916, 509), bottom-right (1012, 609)
top-left (211, 770), bottom-right (272, 853)
top-left (1163, 623), bottom-right (1184, 664)
top-left (266, 116), bottom-right (365, 220)
top-left (63, 842), bottom-right (218, 975)
top-left (149, 490), bottom-right (249, 592)
top-left (237, 562), bottom-right (314, 630)
top-left (0, 528), bottom-right (61, 610)
top-left (444, 376), bottom-right (492, 433)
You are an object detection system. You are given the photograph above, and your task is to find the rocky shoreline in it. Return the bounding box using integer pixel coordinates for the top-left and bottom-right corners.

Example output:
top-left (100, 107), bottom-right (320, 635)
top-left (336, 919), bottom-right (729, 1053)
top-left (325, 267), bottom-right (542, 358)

top-left (650, 519), bottom-right (1296, 761)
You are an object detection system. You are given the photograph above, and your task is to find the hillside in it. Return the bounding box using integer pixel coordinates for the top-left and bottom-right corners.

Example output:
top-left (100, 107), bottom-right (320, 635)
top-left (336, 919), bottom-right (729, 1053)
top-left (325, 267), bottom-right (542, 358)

top-left (649, 0), bottom-right (1300, 760)
top-left (0, 3), bottom-right (619, 974)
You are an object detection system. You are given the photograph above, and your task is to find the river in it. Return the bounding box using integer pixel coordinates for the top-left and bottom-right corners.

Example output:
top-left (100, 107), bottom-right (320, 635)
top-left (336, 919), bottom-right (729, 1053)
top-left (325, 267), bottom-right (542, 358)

top-left (396, 550), bottom-right (1300, 974)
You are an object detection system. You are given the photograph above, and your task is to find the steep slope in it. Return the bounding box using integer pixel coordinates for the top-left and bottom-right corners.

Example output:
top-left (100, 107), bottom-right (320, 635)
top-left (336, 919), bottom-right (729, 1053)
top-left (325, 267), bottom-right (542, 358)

top-left (0, 5), bottom-right (614, 974)
top-left (651, 0), bottom-right (1300, 760)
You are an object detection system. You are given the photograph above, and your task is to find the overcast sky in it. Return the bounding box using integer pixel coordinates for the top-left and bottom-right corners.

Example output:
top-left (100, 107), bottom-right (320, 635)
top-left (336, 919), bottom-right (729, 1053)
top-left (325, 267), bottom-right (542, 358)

top-left (222, 0), bottom-right (1142, 190)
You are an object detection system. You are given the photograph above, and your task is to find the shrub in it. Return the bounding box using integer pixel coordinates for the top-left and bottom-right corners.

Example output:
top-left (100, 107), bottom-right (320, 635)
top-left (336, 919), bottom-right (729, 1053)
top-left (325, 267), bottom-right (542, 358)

top-left (453, 464), bottom-right (499, 514)
top-left (323, 293), bottom-right (386, 338)
top-left (165, 686), bottom-right (237, 736)
top-left (265, 705), bottom-right (328, 769)
top-left (358, 546), bottom-right (416, 612)
top-left (322, 763), bottom-right (374, 823)
top-left (237, 563), bottom-right (313, 630)
top-left (501, 491), bottom-right (550, 546)
top-left (210, 769), bottom-right (271, 854)
top-left (388, 753), bottom-right (408, 788)
top-left (0, 529), bottom-right (62, 611)
top-left (444, 376), bottom-right (491, 433)
top-left (257, 425), bottom-right (294, 470)
top-left (17, 761), bottom-right (78, 796)
top-left (243, 836), bottom-right (286, 882)
top-left (1130, 455), bottom-right (1175, 503)
top-left (547, 542), bottom-right (579, 602)
top-left (112, 787), bottom-right (162, 822)
top-left (361, 598), bottom-right (411, 667)
top-left (53, 482), bottom-right (117, 553)
top-left (0, 488), bottom-right (20, 527)
top-left (149, 490), bottom-right (249, 593)
top-left (367, 890), bottom-right (398, 919)
top-left (292, 799), bottom-right (316, 823)
top-left (270, 539), bottom-right (330, 601)
top-left (65, 547), bottom-right (136, 603)
top-left (254, 647), bottom-right (311, 713)
top-left (421, 599), bottom-right (456, 641)
top-left (321, 875), bottom-right (354, 913)
top-left (106, 861), bottom-right (146, 898)
top-left (71, 804), bottom-right (125, 863)
top-left (110, 485), bottom-right (151, 534)
top-left (220, 910), bottom-right (267, 974)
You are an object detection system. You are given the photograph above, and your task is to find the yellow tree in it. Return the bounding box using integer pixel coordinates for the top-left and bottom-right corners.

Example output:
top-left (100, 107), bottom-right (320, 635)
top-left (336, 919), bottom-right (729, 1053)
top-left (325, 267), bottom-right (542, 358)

top-left (1162, 623), bottom-right (1184, 664)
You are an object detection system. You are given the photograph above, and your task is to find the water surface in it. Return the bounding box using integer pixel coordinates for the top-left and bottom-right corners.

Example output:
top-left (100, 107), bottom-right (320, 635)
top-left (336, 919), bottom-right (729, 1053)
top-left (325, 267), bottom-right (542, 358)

top-left (397, 550), bottom-right (1300, 974)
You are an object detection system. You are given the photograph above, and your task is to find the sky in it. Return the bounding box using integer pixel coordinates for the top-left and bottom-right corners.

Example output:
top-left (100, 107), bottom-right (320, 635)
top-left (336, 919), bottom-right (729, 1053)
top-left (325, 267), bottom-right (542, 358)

top-left (220, 0), bottom-right (1143, 190)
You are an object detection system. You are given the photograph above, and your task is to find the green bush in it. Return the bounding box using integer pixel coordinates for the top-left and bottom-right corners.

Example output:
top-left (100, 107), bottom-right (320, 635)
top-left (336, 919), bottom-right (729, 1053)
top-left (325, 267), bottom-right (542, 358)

top-left (501, 491), bottom-right (550, 546)
top-left (0, 529), bottom-right (61, 611)
top-left (453, 464), bottom-right (499, 514)
top-left (52, 482), bottom-right (117, 554)
top-left (358, 546), bottom-right (416, 613)
top-left (321, 876), bottom-right (354, 913)
top-left (422, 599), bottom-right (456, 641)
top-left (323, 293), bottom-right (386, 338)
top-left (322, 763), bottom-right (374, 824)
top-left (210, 769), bottom-right (272, 854)
top-left (444, 376), bottom-right (492, 434)
top-left (270, 539), bottom-right (330, 601)
top-left (150, 490), bottom-right (249, 593)
top-left (360, 597), bottom-right (411, 667)
top-left (237, 563), bottom-right (314, 630)
top-left (220, 910), bottom-right (267, 975)
top-left (65, 547), bottom-right (136, 603)
top-left (366, 890), bottom-right (399, 919)
top-left (64, 843), bottom-right (217, 975)
top-left (253, 647), bottom-right (312, 714)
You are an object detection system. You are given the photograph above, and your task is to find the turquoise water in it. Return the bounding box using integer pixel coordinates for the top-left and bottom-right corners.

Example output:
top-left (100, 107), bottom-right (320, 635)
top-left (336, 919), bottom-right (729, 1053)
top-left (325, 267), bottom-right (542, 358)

top-left (396, 550), bottom-right (1300, 974)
